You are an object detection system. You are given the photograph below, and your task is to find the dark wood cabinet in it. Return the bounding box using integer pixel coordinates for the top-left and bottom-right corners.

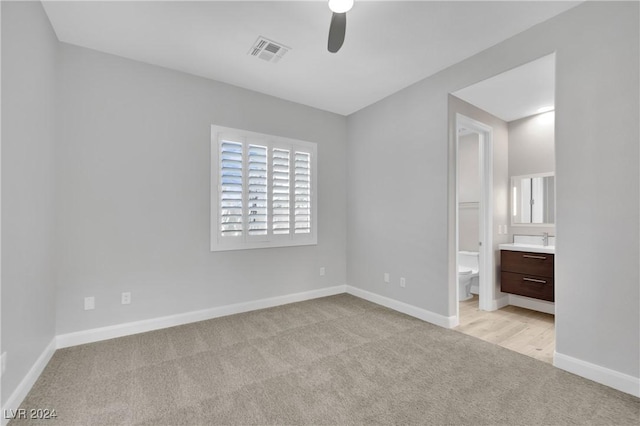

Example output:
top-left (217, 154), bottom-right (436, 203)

top-left (500, 250), bottom-right (554, 302)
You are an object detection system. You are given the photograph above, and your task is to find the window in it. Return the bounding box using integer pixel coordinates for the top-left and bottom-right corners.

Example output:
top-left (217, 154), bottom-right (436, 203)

top-left (211, 125), bottom-right (317, 251)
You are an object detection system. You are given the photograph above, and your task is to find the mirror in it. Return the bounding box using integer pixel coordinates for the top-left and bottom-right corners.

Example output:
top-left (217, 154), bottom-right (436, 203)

top-left (511, 173), bottom-right (555, 225)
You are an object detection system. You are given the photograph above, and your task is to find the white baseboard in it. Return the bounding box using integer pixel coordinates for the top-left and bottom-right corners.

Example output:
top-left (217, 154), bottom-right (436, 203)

top-left (57, 285), bottom-right (347, 348)
top-left (554, 351), bottom-right (640, 397)
top-left (5, 285), bottom-right (637, 422)
top-left (508, 294), bottom-right (555, 314)
top-left (487, 295), bottom-right (510, 311)
top-left (345, 285), bottom-right (457, 329)
top-left (2, 338), bottom-right (57, 426)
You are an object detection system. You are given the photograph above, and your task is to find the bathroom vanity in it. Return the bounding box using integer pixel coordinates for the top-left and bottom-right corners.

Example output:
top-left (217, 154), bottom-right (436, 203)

top-left (505, 170), bottom-right (556, 304)
top-left (499, 244), bottom-right (554, 302)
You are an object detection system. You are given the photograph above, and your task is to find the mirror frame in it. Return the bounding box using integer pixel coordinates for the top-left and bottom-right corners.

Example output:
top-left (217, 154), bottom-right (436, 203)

top-left (510, 172), bottom-right (555, 227)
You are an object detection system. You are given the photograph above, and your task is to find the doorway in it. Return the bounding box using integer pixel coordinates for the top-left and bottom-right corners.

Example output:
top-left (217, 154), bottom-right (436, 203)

top-left (455, 114), bottom-right (493, 316)
top-left (449, 54), bottom-right (557, 363)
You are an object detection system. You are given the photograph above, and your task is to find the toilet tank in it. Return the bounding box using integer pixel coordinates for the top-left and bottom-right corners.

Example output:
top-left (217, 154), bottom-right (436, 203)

top-left (458, 251), bottom-right (479, 272)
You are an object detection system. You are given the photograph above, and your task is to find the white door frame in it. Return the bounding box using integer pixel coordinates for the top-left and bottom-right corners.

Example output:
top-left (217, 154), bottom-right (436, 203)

top-left (455, 113), bottom-right (494, 312)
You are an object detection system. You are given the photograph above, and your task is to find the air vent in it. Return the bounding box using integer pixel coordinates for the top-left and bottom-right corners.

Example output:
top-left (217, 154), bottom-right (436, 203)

top-left (248, 37), bottom-right (290, 63)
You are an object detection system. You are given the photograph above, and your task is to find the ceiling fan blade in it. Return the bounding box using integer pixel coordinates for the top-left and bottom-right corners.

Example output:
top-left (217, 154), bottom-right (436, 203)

top-left (328, 12), bottom-right (346, 53)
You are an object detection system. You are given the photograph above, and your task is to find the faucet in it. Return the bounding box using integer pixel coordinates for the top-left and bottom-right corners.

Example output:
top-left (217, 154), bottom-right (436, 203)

top-left (542, 232), bottom-right (549, 247)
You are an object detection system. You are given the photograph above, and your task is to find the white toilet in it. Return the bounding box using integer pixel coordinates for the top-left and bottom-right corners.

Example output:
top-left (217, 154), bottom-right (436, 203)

top-left (458, 251), bottom-right (479, 301)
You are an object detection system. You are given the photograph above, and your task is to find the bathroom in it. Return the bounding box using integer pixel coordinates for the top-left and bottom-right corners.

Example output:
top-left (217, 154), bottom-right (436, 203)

top-left (452, 54), bottom-right (557, 362)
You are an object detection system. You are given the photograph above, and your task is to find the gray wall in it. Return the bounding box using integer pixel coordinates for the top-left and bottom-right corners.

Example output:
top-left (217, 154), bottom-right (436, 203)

top-left (54, 44), bottom-right (348, 334)
top-left (1, 1), bottom-right (58, 406)
top-left (458, 133), bottom-right (480, 252)
top-left (553, 2), bottom-right (638, 377)
top-left (348, 2), bottom-right (639, 378)
top-left (458, 133), bottom-right (480, 204)
top-left (508, 111), bottom-right (555, 177)
top-left (508, 111), bottom-right (555, 236)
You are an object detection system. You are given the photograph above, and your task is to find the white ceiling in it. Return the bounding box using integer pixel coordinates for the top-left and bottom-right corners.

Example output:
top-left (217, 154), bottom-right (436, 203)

top-left (42, 1), bottom-right (578, 116)
top-left (453, 53), bottom-right (556, 122)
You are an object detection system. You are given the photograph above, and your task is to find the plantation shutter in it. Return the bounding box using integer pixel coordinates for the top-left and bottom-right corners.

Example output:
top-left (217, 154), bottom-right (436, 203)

top-left (212, 125), bottom-right (316, 251)
top-left (294, 151), bottom-right (311, 234)
top-left (248, 145), bottom-right (268, 236)
top-left (220, 141), bottom-right (243, 237)
top-left (272, 149), bottom-right (291, 235)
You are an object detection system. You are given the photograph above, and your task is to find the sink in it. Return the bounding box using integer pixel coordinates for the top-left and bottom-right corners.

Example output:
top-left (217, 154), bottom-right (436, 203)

top-left (499, 243), bottom-right (555, 254)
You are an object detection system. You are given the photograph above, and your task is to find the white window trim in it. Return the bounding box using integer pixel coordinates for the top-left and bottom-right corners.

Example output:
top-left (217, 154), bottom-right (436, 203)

top-left (211, 125), bottom-right (318, 252)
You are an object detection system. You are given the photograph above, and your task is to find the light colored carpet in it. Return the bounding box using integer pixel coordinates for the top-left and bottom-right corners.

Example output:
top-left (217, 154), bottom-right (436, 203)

top-left (10, 294), bottom-right (639, 425)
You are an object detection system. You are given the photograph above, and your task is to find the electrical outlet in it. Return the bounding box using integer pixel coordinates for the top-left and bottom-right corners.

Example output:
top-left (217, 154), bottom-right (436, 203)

top-left (84, 296), bottom-right (95, 310)
top-left (400, 277), bottom-right (406, 288)
top-left (1, 352), bottom-right (7, 378)
top-left (384, 273), bottom-right (390, 283)
top-left (121, 292), bottom-right (131, 305)
top-left (319, 267), bottom-right (326, 276)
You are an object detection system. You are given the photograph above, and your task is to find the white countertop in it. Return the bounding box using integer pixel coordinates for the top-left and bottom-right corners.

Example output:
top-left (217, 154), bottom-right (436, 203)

top-left (499, 243), bottom-right (555, 254)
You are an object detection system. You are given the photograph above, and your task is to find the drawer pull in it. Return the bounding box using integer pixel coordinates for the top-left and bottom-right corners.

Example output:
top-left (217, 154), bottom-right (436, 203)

top-left (522, 277), bottom-right (547, 284)
top-left (522, 254), bottom-right (547, 260)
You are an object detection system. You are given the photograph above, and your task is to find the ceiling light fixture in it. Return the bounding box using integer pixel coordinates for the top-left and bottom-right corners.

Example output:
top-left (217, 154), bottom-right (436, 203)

top-left (327, 0), bottom-right (354, 53)
top-left (328, 0), bottom-right (354, 14)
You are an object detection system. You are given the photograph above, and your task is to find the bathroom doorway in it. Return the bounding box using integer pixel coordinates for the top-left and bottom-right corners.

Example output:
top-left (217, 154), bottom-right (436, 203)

top-left (449, 54), bottom-right (557, 363)
top-left (455, 114), bottom-right (493, 314)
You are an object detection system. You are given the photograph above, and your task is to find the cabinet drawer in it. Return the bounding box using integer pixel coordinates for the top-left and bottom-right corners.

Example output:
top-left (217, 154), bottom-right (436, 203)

top-left (501, 250), bottom-right (554, 277)
top-left (500, 271), bottom-right (554, 302)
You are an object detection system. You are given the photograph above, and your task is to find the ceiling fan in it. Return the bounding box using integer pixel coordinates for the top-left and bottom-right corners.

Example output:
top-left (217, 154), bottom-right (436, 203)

top-left (327, 0), bottom-right (354, 53)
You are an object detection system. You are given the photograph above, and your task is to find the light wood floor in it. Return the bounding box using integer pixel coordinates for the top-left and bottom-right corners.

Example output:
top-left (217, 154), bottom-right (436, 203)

top-left (454, 295), bottom-right (555, 364)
